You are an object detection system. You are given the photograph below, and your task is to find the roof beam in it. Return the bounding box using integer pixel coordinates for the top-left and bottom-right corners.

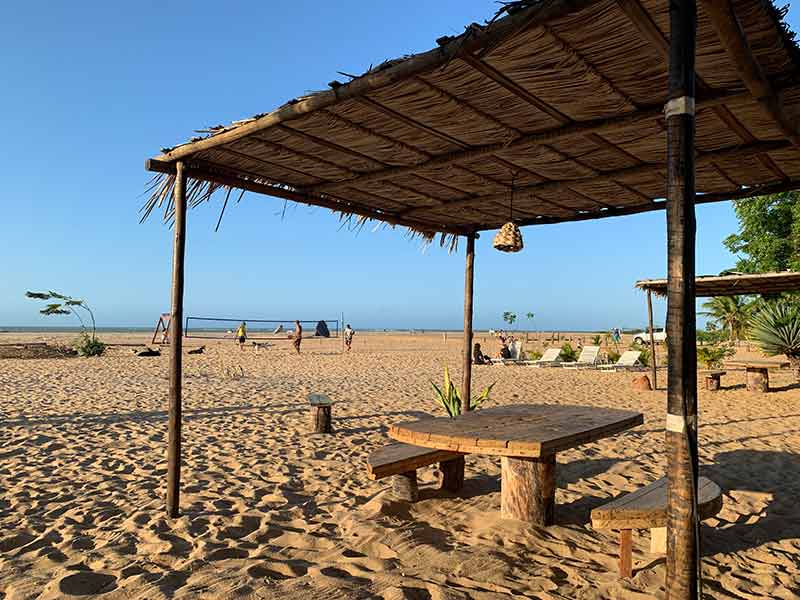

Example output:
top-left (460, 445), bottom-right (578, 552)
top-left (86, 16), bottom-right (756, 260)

top-left (712, 105), bottom-right (790, 180)
top-left (145, 159), bottom-right (470, 235)
top-left (307, 88), bottom-right (763, 194)
top-left (701, 0), bottom-right (800, 146)
top-left (401, 139), bottom-right (792, 218)
top-left (355, 96), bottom-right (470, 149)
top-left (459, 53), bottom-right (572, 125)
top-left (493, 178), bottom-right (800, 228)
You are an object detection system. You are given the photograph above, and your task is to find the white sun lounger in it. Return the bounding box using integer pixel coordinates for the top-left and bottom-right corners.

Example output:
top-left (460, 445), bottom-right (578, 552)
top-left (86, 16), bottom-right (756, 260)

top-left (597, 350), bottom-right (642, 371)
top-left (560, 346), bottom-right (600, 369)
top-left (525, 347), bottom-right (563, 367)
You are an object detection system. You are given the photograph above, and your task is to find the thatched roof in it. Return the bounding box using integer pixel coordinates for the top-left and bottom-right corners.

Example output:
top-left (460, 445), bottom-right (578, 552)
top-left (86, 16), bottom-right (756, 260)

top-left (636, 271), bottom-right (800, 296)
top-left (144, 0), bottom-right (800, 240)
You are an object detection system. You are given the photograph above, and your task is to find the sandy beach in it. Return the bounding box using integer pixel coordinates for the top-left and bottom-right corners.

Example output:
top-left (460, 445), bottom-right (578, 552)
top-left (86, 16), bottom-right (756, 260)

top-left (1, 331), bottom-right (799, 599)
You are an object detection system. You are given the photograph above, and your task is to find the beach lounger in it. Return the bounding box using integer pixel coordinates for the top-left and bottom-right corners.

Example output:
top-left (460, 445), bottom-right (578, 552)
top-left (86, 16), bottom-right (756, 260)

top-left (525, 347), bottom-right (562, 367)
top-left (490, 340), bottom-right (526, 365)
top-left (560, 345), bottom-right (600, 369)
top-left (597, 350), bottom-right (642, 371)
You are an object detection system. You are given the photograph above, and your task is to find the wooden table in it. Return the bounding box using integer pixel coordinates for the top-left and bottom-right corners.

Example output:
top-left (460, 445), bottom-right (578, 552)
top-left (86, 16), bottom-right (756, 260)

top-left (725, 359), bottom-right (789, 392)
top-left (389, 404), bottom-right (643, 526)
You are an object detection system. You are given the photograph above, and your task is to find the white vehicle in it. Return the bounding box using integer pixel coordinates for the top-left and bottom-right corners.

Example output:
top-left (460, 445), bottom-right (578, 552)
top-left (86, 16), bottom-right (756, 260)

top-left (632, 328), bottom-right (667, 345)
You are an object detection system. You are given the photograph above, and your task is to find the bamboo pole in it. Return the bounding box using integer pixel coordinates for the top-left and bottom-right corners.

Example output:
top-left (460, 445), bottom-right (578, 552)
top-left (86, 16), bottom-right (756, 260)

top-left (647, 289), bottom-right (658, 389)
top-left (166, 161), bottom-right (188, 518)
top-left (461, 234), bottom-right (476, 411)
top-left (665, 0), bottom-right (700, 597)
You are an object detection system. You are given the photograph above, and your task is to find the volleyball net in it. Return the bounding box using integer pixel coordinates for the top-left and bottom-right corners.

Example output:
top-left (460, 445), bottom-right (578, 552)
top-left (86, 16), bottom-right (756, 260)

top-left (184, 317), bottom-right (340, 340)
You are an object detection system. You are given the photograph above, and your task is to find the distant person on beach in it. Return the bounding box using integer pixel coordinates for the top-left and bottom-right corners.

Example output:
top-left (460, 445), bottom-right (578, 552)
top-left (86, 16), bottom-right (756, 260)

top-left (293, 320), bottom-right (303, 354)
top-left (344, 324), bottom-right (355, 352)
top-left (236, 321), bottom-right (247, 351)
top-left (498, 342), bottom-right (512, 360)
top-left (473, 342), bottom-right (491, 365)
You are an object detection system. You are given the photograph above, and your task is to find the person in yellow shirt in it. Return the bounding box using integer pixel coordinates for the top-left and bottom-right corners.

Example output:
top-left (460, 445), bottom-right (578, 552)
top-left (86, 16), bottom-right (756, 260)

top-left (235, 321), bottom-right (247, 351)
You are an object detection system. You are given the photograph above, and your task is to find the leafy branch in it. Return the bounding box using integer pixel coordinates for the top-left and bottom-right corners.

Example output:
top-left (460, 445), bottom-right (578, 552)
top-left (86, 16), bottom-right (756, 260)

top-left (25, 290), bottom-right (97, 339)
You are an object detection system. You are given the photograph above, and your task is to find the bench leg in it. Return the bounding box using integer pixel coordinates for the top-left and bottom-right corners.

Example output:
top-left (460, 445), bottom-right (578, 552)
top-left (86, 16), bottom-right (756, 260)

top-left (439, 456), bottom-right (465, 492)
top-left (392, 471), bottom-right (419, 502)
top-left (619, 529), bottom-right (633, 579)
top-left (500, 455), bottom-right (556, 525)
top-left (650, 526), bottom-right (666, 554)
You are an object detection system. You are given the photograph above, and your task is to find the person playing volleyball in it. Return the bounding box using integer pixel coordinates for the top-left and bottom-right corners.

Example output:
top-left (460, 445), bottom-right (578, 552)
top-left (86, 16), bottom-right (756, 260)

top-left (235, 321), bottom-right (247, 351)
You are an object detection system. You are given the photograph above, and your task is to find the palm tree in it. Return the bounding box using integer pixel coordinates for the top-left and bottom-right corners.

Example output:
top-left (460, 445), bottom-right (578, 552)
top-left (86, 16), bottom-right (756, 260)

top-left (749, 300), bottom-right (800, 382)
top-left (700, 296), bottom-right (753, 342)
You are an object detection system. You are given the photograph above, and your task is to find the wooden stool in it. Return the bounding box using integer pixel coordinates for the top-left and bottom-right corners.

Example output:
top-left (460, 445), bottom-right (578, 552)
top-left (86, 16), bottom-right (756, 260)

top-left (702, 370), bottom-right (726, 391)
top-left (591, 476), bottom-right (723, 578)
top-left (745, 366), bottom-right (769, 392)
top-left (308, 393), bottom-right (333, 434)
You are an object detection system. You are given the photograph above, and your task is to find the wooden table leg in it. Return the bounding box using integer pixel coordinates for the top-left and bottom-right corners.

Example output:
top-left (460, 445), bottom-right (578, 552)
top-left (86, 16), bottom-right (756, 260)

top-left (500, 455), bottom-right (556, 525)
top-left (439, 456), bottom-right (465, 492)
top-left (619, 529), bottom-right (633, 578)
top-left (746, 367), bottom-right (769, 392)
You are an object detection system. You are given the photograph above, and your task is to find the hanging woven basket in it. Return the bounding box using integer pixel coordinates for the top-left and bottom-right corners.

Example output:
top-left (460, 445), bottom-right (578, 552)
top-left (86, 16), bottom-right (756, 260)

top-left (493, 222), bottom-right (524, 253)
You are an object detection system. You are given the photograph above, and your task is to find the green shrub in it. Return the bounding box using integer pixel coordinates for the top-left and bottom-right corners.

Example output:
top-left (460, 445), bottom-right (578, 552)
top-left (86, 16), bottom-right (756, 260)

top-left (527, 350), bottom-right (543, 361)
top-left (74, 333), bottom-right (106, 357)
top-left (431, 367), bottom-right (495, 417)
top-left (591, 335), bottom-right (602, 345)
top-left (607, 350), bottom-right (621, 364)
top-left (696, 343), bottom-right (735, 368)
top-left (560, 342), bottom-right (579, 362)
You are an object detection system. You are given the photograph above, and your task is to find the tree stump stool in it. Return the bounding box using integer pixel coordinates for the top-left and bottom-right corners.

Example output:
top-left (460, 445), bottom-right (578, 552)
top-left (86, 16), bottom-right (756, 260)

top-left (308, 393), bottom-right (333, 433)
top-left (745, 367), bottom-right (769, 393)
top-left (703, 370), bottom-right (725, 391)
top-left (746, 367), bottom-right (769, 394)
top-left (631, 375), bottom-right (652, 391)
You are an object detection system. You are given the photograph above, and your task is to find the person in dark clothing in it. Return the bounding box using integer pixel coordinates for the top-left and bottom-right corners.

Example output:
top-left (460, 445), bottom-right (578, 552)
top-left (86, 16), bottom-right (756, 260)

top-left (473, 342), bottom-right (491, 365)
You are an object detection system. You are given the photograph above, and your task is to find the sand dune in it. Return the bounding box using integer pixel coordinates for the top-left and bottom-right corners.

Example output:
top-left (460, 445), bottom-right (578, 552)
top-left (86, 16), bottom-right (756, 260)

top-left (1, 332), bottom-right (799, 599)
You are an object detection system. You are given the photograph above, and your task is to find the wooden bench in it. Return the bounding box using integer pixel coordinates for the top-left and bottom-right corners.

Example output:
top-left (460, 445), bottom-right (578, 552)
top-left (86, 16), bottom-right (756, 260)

top-left (367, 442), bottom-right (466, 502)
top-left (591, 476), bottom-right (723, 578)
top-left (700, 370), bottom-right (726, 391)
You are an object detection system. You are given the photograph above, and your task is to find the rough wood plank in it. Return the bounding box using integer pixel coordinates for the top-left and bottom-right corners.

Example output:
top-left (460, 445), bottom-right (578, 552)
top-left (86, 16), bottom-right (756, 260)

top-left (591, 476), bottom-right (723, 529)
top-left (366, 443), bottom-right (464, 480)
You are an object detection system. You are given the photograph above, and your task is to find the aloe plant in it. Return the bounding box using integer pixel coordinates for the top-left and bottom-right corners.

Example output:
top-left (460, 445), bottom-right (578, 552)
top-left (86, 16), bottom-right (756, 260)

top-left (431, 367), bottom-right (495, 417)
top-left (749, 300), bottom-right (800, 381)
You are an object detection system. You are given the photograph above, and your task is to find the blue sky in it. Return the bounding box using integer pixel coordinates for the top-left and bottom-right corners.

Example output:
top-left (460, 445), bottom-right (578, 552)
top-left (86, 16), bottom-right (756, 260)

top-left (2, 1), bottom-right (798, 331)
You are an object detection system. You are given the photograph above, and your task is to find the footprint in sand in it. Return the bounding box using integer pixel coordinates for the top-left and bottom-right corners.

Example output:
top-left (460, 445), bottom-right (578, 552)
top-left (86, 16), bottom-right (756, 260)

top-left (56, 572), bottom-right (117, 596)
top-left (246, 559), bottom-right (308, 581)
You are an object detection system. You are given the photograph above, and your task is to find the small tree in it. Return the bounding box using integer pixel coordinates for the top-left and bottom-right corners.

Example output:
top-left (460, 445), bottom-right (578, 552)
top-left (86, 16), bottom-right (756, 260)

top-left (502, 311), bottom-right (517, 329)
top-left (26, 290), bottom-right (104, 356)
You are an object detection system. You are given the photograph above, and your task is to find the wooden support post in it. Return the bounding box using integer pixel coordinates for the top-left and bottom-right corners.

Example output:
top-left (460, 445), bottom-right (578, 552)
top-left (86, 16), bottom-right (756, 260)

top-left (392, 471), bottom-right (419, 502)
top-left (666, 0), bottom-right (700, 597)
top-left (647, 290), bottom-right (658, 389)
top-left (439, 456), bottom-right (466, 492)
top-left (500, 455), bottom-right (556, 525)
top-left (461, 234), bottom-right (476, 411)
top-left (619, 529), bottom-right (633, 579)
top-left (166, 161), bottom-right (187, 519)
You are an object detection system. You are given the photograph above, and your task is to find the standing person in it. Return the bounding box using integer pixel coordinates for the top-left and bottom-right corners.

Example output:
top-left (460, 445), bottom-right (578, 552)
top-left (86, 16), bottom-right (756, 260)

top-left (293, 320), bottom-right (303, 354)
top-left (344, 324), bottom-right (355, 352)
top-left (236, 321), bottom-right (247, 351)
